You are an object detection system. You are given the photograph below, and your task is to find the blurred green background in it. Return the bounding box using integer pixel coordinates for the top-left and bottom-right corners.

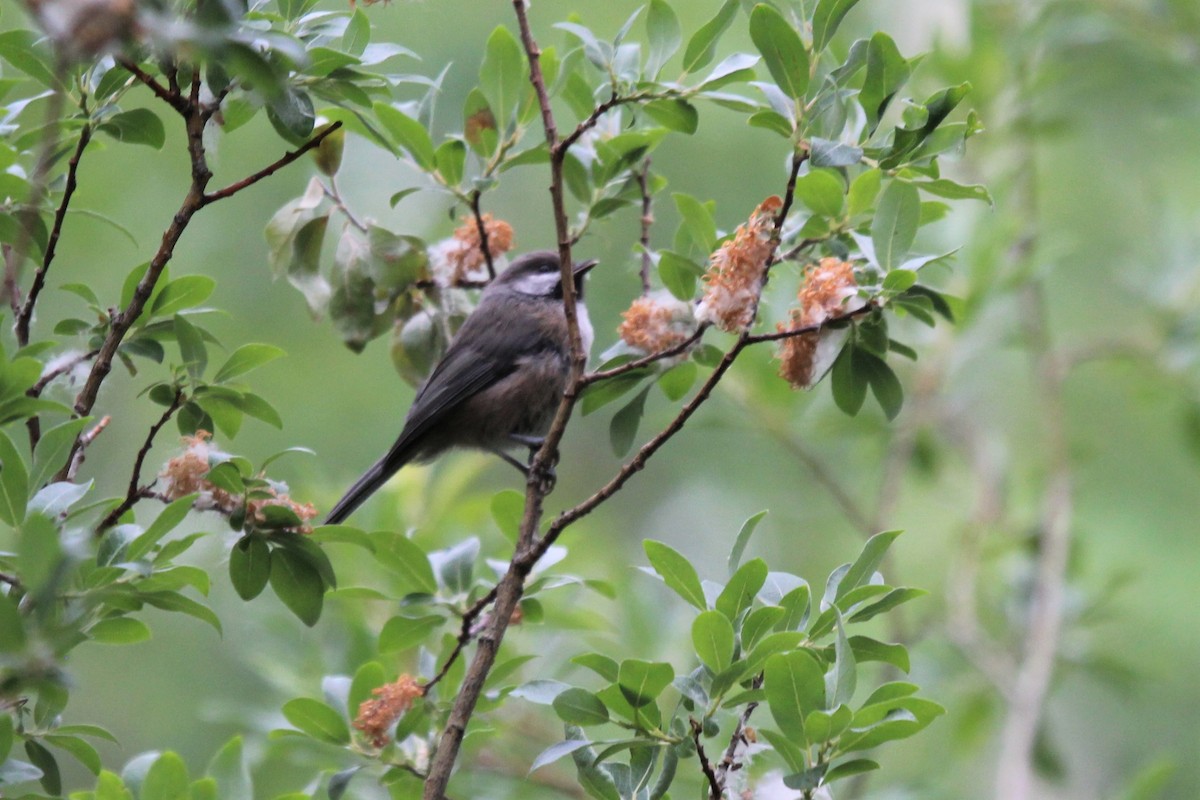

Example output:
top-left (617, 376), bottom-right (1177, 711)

top-left (13, 0), bottom-right (1200, 797)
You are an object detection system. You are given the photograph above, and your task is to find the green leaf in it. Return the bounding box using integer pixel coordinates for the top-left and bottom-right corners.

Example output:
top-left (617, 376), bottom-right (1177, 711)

top-left (127, 494), bottom-right (198, 561)
top-left (19, 514), bottom-right (62, 594)
top-left (826, 610), bottom-right (856, 706)
top-left (0, 428), bottom-right (29, 526)
top-left (98, 109), bottom-right (166, 149)
top-left (0, 593), bottom-right (25, 653)
top-left (371, 532), bottom-right (437, 593)
top-left (812, 0), bottom-right (863, 53)
top-left (914, 178), bottom-right (992, 205)
top-left (30, 418), bottom-right (88, 491)
top-left (435, 139), bottom-right (466, 186)
top-left (343, 9), bottom-right (370, 55)
top-left (490, 489), bottom-right (525, 544)
top-left (849, 636), bottom-right (909, 672)
top-left (672, 193), bottom-right (717, 252)
top-left (794, 169), bottom-right (845, 218)
top-left (857, 350), bottom-right (904, 420)
top-left (610, 386), bottom-right (650, 457)
top-left (847, 587), bottom-right (926, 623)
top-left (25, 738), bottom-right (61, 794)
top-left (644, 540), bottom-right (706, 610)
top-left (373, 103), bottom-right (436, 169)
top-left (348, 662), bottom-right (387, 718)
top-left (871, 180), bottom-right (920, 271)
top-left (748, 4), bottom-right (809, 101)
top-left (617, 659), bottom-right (675, 708)
top-left (480, 26), bottom-right (525, 128)
top-left (764, 650), bottom-right (824, 743)
top-left (810, 137), bottom-right (863, 168)
top-left (716, 558), bottom-right (768, 621)
top-left (89, 617), bottom-right (152, 644)
top-left (553, 688), bottom-right (610, 726)
top-left (658, 250), bottom-right (702, 301)
top-left (379, 614), bottom-right (444, 653)
top-left (860, 33), bottom-right (910, 131)
top-left (140, 591), bottom-right (222, 635)
top-left (748, 109), bottom-right (796, 138)
top-left (282, 698), bottom-right (350, 745)
top-left (269, 547), bottom-right (325, 626)
top-left (657, 361), bottom-right (697, 402)
top-left (213, 344), bottom-right (285, 384)
top-left (742, 606), bottom-right (784, 650)
top-left (682, 0), bottom-right (739, 74)
top-left (643, 98), bottom-right (699, 134)
top-left (847, 168), bottom-right (881, 217)
top-left (266, 86), bottom-right (315, 145)
top-left (759, 728), bottom-right (806, 773)
top-left (837, 530), bottom-right (901, 600)
top-left (173, 314), bottom-right (207, 381)
top-left (645, 0), bottom-right (682, 78)
top-left (44, 733), bottom-right (102, 775)
top-left (830, 343), bottom-right (867, 416)
top-left (530, 739), bottom-right (594, 774)
top-left (692, 610), bottom-right (735, 672)
top-left (824, 758), bottom-right (880, 783)
top-left (226, 537), bottom-right (270, 599)
top-left (727, 510), bottom-right (767, 576)
top-left (151, 275), bottom-right (215, 318)
top-left (572, 653), bottom-right (620, 683)
top-left (0, 30), bottom-right (60, 87)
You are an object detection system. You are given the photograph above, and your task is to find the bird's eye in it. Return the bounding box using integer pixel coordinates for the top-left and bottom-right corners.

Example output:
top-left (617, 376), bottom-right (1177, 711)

top-left (540, 262), bottom-right (557, 273)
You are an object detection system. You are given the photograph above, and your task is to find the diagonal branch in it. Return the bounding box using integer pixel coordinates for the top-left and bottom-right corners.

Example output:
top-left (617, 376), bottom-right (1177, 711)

top-left (17, 121), bottom-right (92, 347)
top-left (202, 122), bottom-right (343, 205)
top-left (97, 389), bottom-right (184, 531)
top-left (469, 190), bottom-right (497, 280)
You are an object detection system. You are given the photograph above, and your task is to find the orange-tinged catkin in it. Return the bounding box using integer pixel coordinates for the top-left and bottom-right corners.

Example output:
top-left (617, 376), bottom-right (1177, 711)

top-left (777, 258), bottom-right (861, 389)
top-left (695, 196), bottom-right (782, 332)
top-left (160, 432), bottom-right (318, 532)
top-left (618, 293), bottom-right (695, 353)
top-left (430, 214), bottom-right (515, 285)
top-left (353, 674), bottom-right (424, 748)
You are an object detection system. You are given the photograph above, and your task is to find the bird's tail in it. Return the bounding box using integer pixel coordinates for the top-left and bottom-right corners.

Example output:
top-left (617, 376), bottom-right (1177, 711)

top-left (325, 450), bottom-right (408, 525)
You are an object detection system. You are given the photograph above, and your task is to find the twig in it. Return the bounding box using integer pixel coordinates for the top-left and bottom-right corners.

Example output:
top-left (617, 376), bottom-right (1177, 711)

top-left (0, 572), bottom-right (21, 589)
top-left (118, 58), bottom-right (190, 115)
top-left (65, 415), bottom-right (111, 481)
top-left (28, 348), bottom-right (100, 398)
top-left (97, 390), bottom-right (184, 531)
top-left (422, 585), bottom-right (499, 692)
top-left (17, 121), bottom-right (92, 346)
top-left (202, 123), bottom-right (343, 205)
top-left (321, 176), bottom-right (368, 233)
top-left (636, 158), bottom-right (653, 294)
top-left (691, 718), bottom-right (722, 800)
top-left (469, 190), bottom-right (496, 280)
top-left (714, 673), bottom-right (764, 795)
top-left (580, 325), bottom-right (708, 386)
top-left (741, 302), bottom-right (873, 345)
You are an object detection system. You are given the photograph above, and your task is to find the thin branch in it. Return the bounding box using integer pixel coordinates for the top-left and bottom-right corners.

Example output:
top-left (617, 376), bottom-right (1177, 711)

top-left (715, 673), bottom-right (764, 795)
top-left (321, 176), bottom-right (368, 233)
top-left (65, 415), bottom-right (111, 481)
top-left (17, 121), bottom-right (92, 347)
top-left (118, 58), bottom-right (189, 115)
top-left (636, 158), bottom-right (653, 294)
top-left (469, 190), bottom-right (497, 280)
top-left (422, 585), bottom-right (498, 692)
top-left (0, 572), bottom-right (21, 589)
top-left (202, 122), bottom-right (343, 205)
top-left (97, 390), bottom-right (184, 531)
top-left (741, 302), bottom-right (874, 345)
top-left (28, 348), bottom-right (100, 398)
top-left (691, 718), bottom-right (722, 800)
top-left (580, 325), bottom-right (708, 386)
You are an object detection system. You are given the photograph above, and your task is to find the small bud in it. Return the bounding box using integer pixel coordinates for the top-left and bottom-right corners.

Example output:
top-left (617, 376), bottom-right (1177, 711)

top-left (313, 123), bottom-right (345, 177)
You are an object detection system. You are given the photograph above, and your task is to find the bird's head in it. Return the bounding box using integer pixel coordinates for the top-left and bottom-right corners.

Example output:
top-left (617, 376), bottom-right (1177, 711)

top-left (492, 250), bottom-right (597, 300)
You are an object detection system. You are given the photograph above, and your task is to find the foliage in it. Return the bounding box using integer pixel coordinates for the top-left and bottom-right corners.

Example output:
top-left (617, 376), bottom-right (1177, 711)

top-left (3, 0), bottom-right (1186, 798)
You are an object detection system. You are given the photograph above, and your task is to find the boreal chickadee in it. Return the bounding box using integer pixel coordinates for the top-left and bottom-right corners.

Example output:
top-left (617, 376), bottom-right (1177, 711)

top-left (325, 250), bottom-right (596, 524)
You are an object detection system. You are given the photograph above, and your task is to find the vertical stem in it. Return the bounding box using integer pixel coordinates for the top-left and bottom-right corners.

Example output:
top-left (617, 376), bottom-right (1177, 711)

top-left (636, 158), bottom-right (653, 295)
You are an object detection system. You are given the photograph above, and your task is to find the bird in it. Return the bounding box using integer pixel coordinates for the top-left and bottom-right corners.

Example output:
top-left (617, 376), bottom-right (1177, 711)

top-left (324, 250), bottom-right (596, 524)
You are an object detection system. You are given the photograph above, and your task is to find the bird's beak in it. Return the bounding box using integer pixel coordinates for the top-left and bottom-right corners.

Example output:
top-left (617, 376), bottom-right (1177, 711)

top-left (572, 259), bottom-right (598, 277)
top-left (572, 259), bottom-right (597, 299)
